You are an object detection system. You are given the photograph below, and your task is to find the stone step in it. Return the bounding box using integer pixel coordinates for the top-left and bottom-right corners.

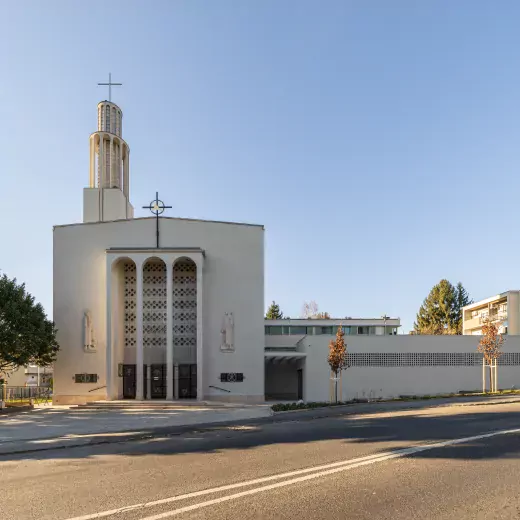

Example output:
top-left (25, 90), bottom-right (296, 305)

top-left (74, 400), bottom-right (242, 410)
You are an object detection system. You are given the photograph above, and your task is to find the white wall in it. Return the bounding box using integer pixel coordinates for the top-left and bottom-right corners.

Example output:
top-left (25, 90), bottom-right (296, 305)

top-left (301, 335), bottom-right (520, 402)
top-left (53, 216), bottom-right (264, 404)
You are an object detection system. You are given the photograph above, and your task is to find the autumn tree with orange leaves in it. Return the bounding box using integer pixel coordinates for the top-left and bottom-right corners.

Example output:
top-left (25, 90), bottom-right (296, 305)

top-left (328, 326), bottom-right (349, 403)
top-left (477, 318), bottom-right (504, 393)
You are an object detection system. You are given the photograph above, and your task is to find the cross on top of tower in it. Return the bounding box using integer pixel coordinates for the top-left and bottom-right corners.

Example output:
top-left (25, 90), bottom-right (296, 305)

top-left (97, 73), bottom-right (122, 102)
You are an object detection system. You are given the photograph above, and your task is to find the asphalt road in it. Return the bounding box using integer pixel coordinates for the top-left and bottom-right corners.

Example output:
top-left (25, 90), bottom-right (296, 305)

top-left (2, 401), bottom-right (520, 520)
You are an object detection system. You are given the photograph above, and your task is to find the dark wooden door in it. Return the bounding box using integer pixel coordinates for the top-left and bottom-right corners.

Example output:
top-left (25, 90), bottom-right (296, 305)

top-left (123, 365), bottom-right (136, 399)
top-left (151, 364), bottom-right (167, 399)
top-left (179, 364), bottom-right (197, 399)
top-left (297, 369), bottom-right (303, 400)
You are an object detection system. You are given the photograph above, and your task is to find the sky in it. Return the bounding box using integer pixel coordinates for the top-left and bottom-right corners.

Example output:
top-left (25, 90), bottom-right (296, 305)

top-left (1, 1), bottom-right (520, 333)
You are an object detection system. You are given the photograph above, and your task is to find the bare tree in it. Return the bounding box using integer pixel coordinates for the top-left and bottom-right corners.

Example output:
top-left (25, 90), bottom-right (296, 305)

top-left (301, 301), bottom-right (331, 319)
top-left (315, 312), bottom-right (331, 319)
top-left (477, 318), bottom-right (504, 393)
top-left (301, 300), bottom-right (319, 319)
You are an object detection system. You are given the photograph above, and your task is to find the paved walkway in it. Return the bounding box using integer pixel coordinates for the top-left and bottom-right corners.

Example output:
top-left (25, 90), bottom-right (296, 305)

top-left (0, 403), bottom-right (272, 454)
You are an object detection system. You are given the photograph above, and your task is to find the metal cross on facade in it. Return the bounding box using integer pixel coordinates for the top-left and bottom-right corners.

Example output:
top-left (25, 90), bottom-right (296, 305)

top-left (97, 73), bottom-right (122, 102)
top-left (143, 192), bottom-right (172, 248)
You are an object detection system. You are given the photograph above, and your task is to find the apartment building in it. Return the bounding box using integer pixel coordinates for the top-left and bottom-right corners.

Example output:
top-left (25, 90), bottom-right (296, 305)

top-left (462, 290), bottom-right (520, 335)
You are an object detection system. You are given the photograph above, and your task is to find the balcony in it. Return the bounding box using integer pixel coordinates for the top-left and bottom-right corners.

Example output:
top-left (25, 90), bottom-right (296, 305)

top-left (480, 312), bottom-right (507, 324)
top-left (24, 366), bottom-right (53, 375)
top-left (464, 316), bottom-right (481, 330)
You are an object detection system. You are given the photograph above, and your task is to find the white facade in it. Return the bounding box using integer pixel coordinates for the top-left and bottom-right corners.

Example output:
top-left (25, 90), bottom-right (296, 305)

top-left (462, 291), bottom-right (520, 335)
top-left (53, 218), bottom-right (265, 404)
top-left (266, 334), bottom-right (520, 402)
top-left (53, 99), bottom-right (265, 404)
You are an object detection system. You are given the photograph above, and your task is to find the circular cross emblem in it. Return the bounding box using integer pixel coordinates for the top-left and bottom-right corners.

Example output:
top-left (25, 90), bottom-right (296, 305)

top-left (148, 198), bottom-right (166, 216)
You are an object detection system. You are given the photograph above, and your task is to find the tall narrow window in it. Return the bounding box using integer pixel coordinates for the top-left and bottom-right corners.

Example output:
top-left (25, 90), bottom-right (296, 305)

top-left (105, 105), bottom-right (110, 132)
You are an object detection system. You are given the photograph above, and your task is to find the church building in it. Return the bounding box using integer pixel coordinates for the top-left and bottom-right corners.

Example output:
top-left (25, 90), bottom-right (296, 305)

top-left (53, 98), bottom-right (265, 404)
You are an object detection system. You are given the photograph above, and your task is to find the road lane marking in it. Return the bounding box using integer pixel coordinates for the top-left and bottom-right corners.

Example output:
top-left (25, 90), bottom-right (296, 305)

top-left (138, 428), bottom-right (520, 519)
top-left (64, 451), bottom-right (388, 520)
top-left (64, 427), bottom-right (520, 520)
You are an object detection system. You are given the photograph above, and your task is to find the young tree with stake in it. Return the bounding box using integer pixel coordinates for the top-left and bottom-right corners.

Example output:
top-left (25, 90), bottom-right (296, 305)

top-left (477, 318), bottom-right (504, 393)
top-left (328, 325), bottom-right (349, 403)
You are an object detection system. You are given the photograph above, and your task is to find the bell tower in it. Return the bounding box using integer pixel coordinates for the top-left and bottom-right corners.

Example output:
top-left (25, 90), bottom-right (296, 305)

top-left (83, 75), bottom-right (134, 222)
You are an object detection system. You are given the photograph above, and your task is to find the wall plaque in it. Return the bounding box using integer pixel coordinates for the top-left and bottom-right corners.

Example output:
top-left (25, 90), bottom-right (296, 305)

top-left (220, 373), bottom-right (244, 383)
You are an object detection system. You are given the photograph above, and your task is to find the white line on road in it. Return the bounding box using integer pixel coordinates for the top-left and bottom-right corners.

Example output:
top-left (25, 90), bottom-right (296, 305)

top-left (64, 427), bottom-right (520, 520)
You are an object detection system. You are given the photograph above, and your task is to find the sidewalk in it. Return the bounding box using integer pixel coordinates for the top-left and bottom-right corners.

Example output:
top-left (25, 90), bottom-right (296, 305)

top-left (0, 403), bottom-right (272, 455)
top-left (1, 395), bottom-right (519, 456)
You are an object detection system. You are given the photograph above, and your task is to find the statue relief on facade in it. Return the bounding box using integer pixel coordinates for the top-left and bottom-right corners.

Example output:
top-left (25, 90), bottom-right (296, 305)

top-left (83, 311), bottom-right (97, 353)
top-left (220, 312), bottom-right (234, 352)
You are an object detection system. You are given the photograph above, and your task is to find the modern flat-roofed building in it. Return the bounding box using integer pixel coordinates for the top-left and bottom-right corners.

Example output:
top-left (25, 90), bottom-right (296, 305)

top-left (264, 317), bottom-right (400, 400)
top-left (462, 291), bottom-right (520, 335)
top-left (265, 317), bottom-right (401, 337)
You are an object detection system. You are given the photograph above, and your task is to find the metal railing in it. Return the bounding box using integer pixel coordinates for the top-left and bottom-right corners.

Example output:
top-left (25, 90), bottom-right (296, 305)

top-left (208, 385), bottom-right (231, 393)
top-left (88, 385), bottom-right (106, 393)
top-left (2, 386), bottom-right (52, 404)
top-left (479, 312), bottom-right (507, 324)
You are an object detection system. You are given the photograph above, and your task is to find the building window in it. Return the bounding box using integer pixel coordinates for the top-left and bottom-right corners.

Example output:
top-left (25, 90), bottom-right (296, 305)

top-left (105, 105), bottom-right (110, 132)
top-left (268, 326), bottom-right (283, 335)
top-left (290, 326), bottom-right (307, 335)
top-left (358, 326), bottom-right (369, 335)
top-left (321, 326), bottom-right (333, 335)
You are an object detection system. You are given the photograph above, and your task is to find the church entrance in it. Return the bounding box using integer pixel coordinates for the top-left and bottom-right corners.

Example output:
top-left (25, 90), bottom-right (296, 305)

top-left (150, 364), bottom-right (167, 399)
top-left (122, 364), bottom-right (149, 399)
top-left (178, 364), bottom-right (197, 399)
top-left (122, 365), bottom-right (136, 399)
top-left (118, 258), bottom-right (199, 400)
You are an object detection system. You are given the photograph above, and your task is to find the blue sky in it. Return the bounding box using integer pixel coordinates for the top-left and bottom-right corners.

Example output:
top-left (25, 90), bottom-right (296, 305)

top-left (1, 1), bottom-right (520, 332)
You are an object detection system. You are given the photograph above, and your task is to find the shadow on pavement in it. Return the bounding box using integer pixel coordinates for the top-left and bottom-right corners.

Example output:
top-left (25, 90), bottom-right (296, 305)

top-left (2, 400), bottom-right (520, 463)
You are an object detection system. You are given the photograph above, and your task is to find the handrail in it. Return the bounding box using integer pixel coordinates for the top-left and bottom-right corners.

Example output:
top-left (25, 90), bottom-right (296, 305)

top-left (88, 385), bottom-right (107, 392)
top-left (209, 385), bottom-right (231, 393)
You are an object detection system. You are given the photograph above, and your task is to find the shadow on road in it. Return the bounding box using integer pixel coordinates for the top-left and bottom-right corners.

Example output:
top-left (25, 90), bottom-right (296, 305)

top-left (2, 400), bottom-right (520, 463)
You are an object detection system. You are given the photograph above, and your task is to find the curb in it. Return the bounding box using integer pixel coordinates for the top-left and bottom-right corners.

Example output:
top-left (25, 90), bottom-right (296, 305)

top-left (271, 396), bottom-right (520, 415)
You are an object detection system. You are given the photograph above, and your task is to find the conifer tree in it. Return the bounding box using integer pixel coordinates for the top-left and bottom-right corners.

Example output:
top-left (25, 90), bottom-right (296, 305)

top-left (454, 282), bottom-right (473, 334)
top-left (265, 301), bottom-right (283, 320)
top-left (414, 279), bottom-right (471, 335)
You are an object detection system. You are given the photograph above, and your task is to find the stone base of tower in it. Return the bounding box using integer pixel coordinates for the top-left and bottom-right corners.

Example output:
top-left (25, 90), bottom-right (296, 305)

top-left (84, 188), bottom-right (134, 222)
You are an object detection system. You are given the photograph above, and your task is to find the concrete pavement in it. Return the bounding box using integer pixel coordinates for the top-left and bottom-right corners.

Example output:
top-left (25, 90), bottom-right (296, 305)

top-left (1, 395), bottom-right (520, 455)
top-left (2, 399), bottom-right (520, 519)
top-left (0, 402), bottom-right (272, 455)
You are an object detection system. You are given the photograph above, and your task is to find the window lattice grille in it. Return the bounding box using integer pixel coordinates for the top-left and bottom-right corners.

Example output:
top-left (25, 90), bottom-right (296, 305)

top-left (123, 259), bottom-right (198, 355)
top-left (123, 262), bottom-right (137, 348)
top-left (347, 352), bottom-right (520, 367)
top-left (173, 260), bottom-right (197, 361)
top-left (143, 261), bottom-right (167, 348)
